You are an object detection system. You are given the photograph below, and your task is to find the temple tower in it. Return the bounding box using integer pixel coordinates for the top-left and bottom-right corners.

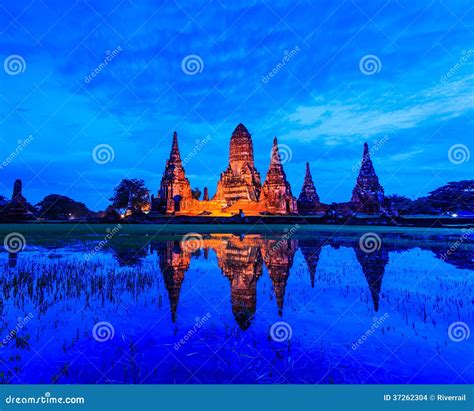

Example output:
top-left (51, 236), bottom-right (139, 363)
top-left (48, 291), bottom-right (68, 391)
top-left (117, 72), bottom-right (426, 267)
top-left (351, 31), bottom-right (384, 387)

top-left (297, 162), bottom-right (321, 214)
top-left (351, 142), bottom-right (385, 214)
top-left (213, 124), bottom-right (262, 205)
top-left (4, 179), bottom-right (33, 220)
top-left (261, 138), bottom-right (297, 214)
top-left (158, 132), bottom-right (193, 214)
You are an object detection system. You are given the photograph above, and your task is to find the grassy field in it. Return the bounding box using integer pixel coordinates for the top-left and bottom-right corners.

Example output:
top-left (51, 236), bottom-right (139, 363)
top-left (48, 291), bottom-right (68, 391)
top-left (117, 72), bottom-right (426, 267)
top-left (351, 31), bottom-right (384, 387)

top-left (0, 222), bottom-right (470, 237)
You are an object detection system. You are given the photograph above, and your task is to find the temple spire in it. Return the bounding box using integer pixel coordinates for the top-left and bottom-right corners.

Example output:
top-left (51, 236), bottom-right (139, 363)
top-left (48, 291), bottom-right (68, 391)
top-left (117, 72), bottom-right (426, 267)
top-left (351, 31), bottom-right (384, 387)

top-left (156, 131), bottom-right (193, 214)
top-left (228, 123), bottom-right (255, 174)
top-left (297, 162), bottom-right (320, 213)
top-left (261, 137), bottom-right (297, 214)
top-left (213, 123), bottom-right (262, 205)
top-left (363, 142), bottom-right (369, 157)
top-left (170, 131), bottom-right (182, 163)
top-left (351, 142), bottom-right (385, 214)
top-left (271, 137), bottom-right (281, 165)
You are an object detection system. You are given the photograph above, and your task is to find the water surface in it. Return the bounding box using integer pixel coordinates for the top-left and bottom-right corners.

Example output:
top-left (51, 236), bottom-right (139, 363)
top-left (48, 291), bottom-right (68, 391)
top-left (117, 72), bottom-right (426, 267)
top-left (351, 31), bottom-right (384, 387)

top-left (0, 224), bottom-right (472, 384)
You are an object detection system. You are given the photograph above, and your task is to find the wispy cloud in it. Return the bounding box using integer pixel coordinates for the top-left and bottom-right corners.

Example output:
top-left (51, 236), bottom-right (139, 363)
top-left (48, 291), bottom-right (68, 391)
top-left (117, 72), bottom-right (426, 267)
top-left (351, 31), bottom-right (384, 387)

top-left (284, 75), bottom-right (474, 144)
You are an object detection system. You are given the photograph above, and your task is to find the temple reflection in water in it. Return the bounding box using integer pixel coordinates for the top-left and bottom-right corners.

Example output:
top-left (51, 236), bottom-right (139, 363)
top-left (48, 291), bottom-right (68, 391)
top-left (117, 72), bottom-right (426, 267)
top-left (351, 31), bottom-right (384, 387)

top-left (146, 233), bottom-right (388, 329)
top-left (6, 231), bottom-right (471, 332)
top-left (148, 234), bottom-right (298, 329)
top-left (2, 229), bottom-right (472, 384)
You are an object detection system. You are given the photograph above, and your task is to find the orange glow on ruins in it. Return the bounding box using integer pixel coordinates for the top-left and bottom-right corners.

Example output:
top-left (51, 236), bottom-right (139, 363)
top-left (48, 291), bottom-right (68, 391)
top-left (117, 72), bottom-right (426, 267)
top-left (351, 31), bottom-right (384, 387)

top-left (149, 123), bottom-right (385, 216)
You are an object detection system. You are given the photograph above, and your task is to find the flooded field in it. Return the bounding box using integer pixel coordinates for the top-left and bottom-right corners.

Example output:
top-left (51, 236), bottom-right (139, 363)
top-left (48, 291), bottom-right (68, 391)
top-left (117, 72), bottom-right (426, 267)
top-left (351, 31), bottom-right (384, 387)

top-left (0, 224), bottom-right (472, 384)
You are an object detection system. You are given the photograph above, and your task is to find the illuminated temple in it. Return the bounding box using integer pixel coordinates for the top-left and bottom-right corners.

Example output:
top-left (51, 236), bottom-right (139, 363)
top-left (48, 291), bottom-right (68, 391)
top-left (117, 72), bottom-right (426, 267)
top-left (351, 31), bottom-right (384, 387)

top-left (150, 124), bottom-right (385, 216)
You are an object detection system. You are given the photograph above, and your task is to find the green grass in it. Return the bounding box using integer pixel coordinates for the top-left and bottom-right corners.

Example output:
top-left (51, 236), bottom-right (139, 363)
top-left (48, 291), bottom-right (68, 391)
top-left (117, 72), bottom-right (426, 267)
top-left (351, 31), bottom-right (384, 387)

top-left (0, 222), bottom-right (469, 236)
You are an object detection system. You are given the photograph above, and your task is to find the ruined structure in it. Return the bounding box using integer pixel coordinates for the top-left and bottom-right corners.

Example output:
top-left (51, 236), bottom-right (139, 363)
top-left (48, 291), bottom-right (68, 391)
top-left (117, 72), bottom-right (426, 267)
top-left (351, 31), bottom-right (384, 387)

top-left (212, 123), bottom-right (263, 214)
top-left (260, 138), bottom-right (297, 214)
top-left (351, 143), bottom-right (385, 214)
top-left (297, 162), bottom-right (321, 214)
top-left (157, 132), bottom-right (194, 214)
top-left (152, 125), bottom-right (296, 216)
top-left (3, 179), bottom-right (34, 220)
top-left (150, 126), bottom-right (383, 217)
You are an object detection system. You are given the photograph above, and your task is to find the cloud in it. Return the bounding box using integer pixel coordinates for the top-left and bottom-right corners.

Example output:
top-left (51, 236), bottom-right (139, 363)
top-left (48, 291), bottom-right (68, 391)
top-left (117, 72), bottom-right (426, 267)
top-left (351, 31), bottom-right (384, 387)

top-left (284, 75), bottom-right (474, 144)
top-left (0, 0), bottom-right (472, 208)
top-left (390, 149), bottom-right (424, 161)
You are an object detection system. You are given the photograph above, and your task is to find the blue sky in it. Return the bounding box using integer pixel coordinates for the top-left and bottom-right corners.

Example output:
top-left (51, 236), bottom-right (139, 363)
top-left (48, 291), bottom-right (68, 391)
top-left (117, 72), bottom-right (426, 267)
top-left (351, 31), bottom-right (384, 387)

top-left (0, 0), bottom-right (472, 210)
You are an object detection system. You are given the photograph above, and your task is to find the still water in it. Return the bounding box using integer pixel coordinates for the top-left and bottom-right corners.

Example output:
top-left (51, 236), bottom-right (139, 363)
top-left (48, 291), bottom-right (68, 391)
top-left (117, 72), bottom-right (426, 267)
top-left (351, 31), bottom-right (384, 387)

top-left (0, 224), bottom-right (472, 384)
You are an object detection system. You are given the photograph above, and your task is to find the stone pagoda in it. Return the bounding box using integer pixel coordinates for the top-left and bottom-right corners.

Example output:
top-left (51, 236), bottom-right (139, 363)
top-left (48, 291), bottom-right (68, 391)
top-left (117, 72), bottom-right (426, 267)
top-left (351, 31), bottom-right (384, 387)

top-left (3, 179), bottom-right (34, 220)
top-left (351, 142), bottom-right (385, 214)
top-left (213, 123), bottom-right (262, 212)
top-left (261, 137), bottom-right (297, 214)
top-left (158, 132), bottom-right (193, 214)
top-left (297, 162), bottom-right (321, 214)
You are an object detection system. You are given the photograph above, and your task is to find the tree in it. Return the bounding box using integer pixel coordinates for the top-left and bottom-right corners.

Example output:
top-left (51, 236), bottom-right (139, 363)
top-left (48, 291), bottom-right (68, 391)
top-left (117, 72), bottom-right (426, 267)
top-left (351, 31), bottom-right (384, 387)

top-left (385, 194), bottom-right (414, 215)
top-left (110, 178), bottom-right (150, 210)
top-left (191, 187), bottom-right (201, 200)
top-left (36, 195), bottom-right (90, 220)
top-left (423, 180), bottom-right (474, 214)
